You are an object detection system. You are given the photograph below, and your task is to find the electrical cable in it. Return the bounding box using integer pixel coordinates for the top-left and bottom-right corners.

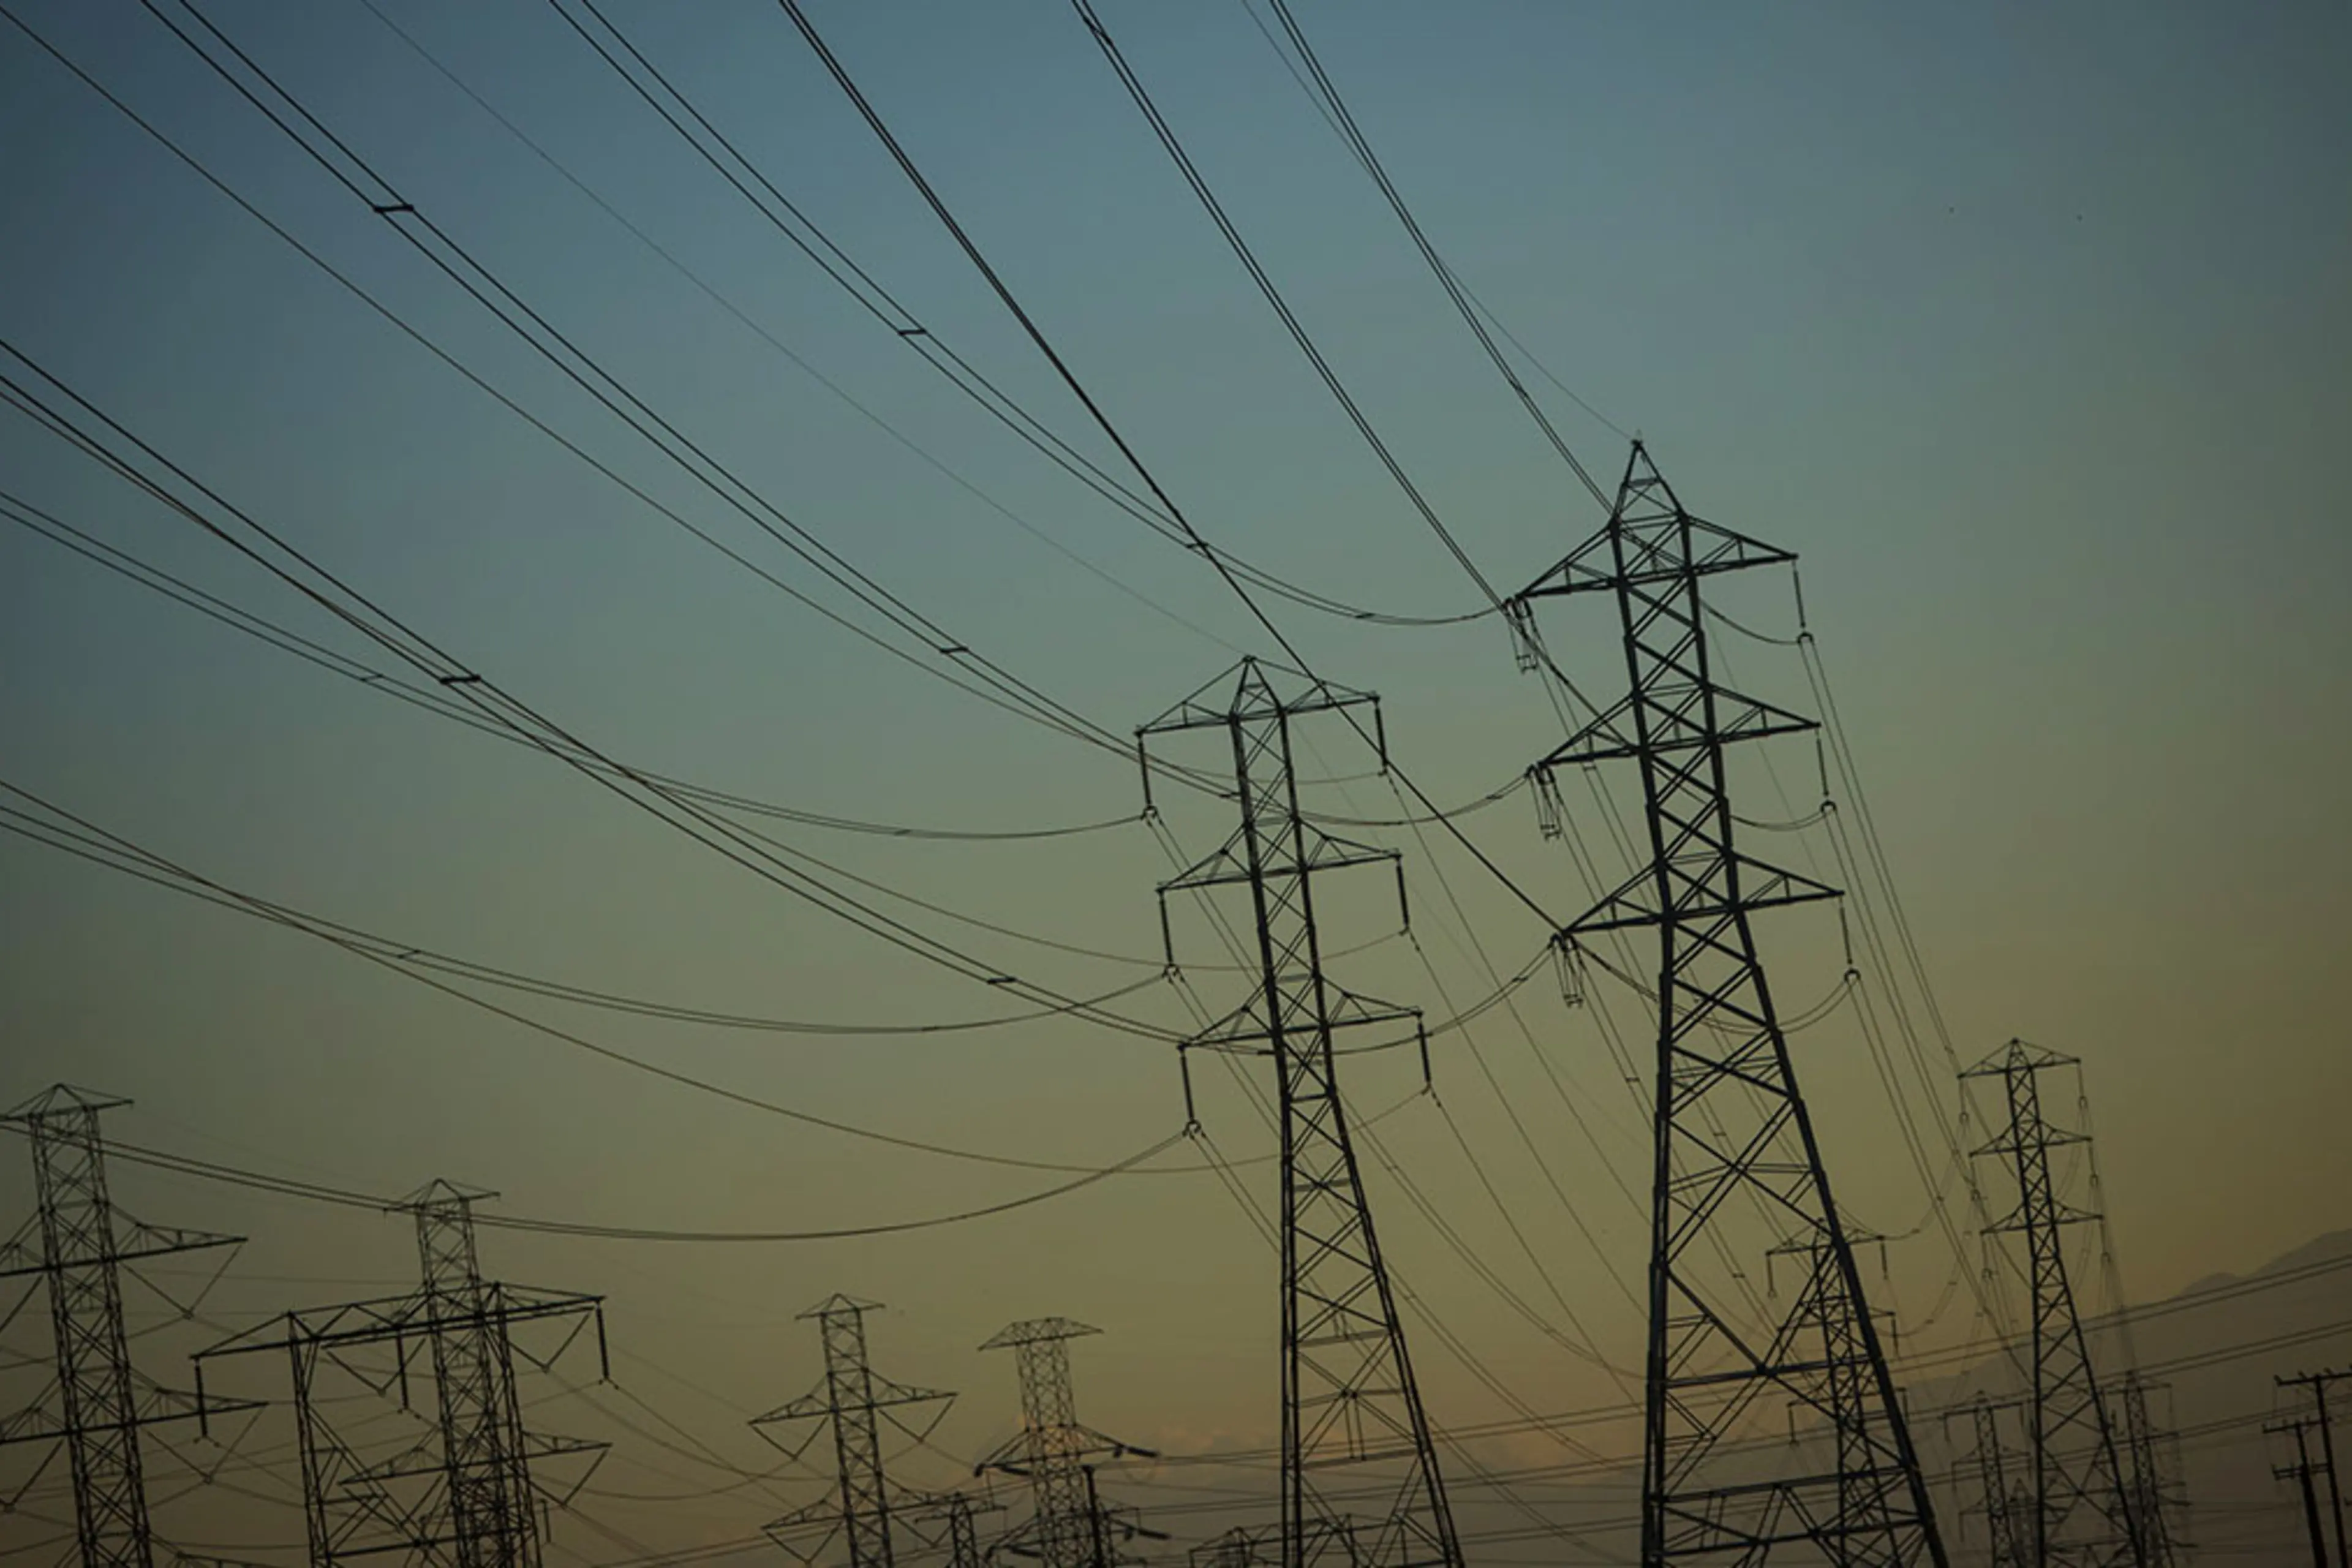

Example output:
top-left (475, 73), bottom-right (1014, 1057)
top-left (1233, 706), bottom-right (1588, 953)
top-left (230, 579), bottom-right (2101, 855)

top-left (0, 776), bottom-right (1199, 1178)
top-left (545, 0), bottom-right (1471, 633)
top-left (1249, 0), bottom-right (1615, 511)
top-left (0, 339), bottom-right (1201, 1047)
top-left (770, 0), bottom-right (1563, 938)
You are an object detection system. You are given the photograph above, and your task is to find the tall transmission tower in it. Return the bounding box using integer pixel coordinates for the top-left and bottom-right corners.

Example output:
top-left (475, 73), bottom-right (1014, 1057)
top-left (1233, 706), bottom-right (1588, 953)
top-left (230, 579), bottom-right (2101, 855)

top-left (195, 1180), bottom-right (606, 1568)
top-left (753, 1294), bottom-right (965, 1568)
top-left (1510, 442), bottom-right (1945, 1568)
top-left (1962, 1041), bottom-right (2143, 1568)
top-left (0, 1086), bottom-right (258, 1568)
top-left (1140, 660), bottom-right (1458, 1568)
top-left (979, 1319), bottom-right (1152, 1568)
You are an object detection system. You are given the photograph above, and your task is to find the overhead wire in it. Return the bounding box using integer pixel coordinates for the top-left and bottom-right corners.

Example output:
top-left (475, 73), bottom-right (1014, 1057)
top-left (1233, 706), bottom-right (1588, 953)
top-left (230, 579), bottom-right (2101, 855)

top-left (1248, 0), bottom-right (1616, 511)
top-left (543, 0), bottom-right (1473, 633)
top-left (766, 0), bottom-right (1562, 938)
top-left (0, 776), bottom-right (1197, 1178)
top-left (0, 332), bottom-right (1204, 1048)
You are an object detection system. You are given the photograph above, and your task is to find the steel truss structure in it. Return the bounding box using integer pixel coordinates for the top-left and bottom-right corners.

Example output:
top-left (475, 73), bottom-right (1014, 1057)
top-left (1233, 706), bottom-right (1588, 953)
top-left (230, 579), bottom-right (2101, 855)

top-left (1512, 442), bottom-right (1944, 1568)
top-left (1964, 1041), bottom-right (2144, 1568)
top-left (0, 1086), bottom-right (257, 1568)
top-left (979, 1319), bottom-right (1150, 1568)
top-left (2114, 1374), bottom-right (2181, 1568)
top-left (1142, 660), bottom-right (1458, 1568)
top-left (755, 1294), bottom-right (989, 1568)
top-left (195, 1182), bottom-right (605, 1568)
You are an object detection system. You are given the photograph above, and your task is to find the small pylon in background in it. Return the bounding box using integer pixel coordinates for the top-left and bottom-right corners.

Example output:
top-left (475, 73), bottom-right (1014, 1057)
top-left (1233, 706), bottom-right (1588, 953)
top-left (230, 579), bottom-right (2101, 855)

top-left (195, 1181), bottom-right (606, 1568)
top-left (1964, 1041), bottom-right (2144, 1568)
top-left (2114, 1374), bottom-right (2184, 1568)
top-left (1943, 1396), bottom-right (2027, 1568)
top-left (753, 1295), bottom-right (979, 1568)
top-left (0, 1085), bottom-right (258, 1568)
top-left (979, 1319), bottom-right (1155, 1568)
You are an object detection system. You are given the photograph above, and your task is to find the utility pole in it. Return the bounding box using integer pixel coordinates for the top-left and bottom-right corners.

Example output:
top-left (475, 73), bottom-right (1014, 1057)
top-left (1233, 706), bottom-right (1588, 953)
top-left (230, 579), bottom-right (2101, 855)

top-left (1509, 442), bottom-right (1945, 1568)
top-left (2275, 1419), bottom-right (2332, 1568)
top-left (979, 1319), bottom-right (1152, 1568)
top-left (1964, 1042), bottom-right (2144, 1568)
top-left (2281, 1371), bottom-right (2350, 1568)
top-left (0, 1085), bottom-right (257, 1568)
top-left (196, 1180), bottom-right (606, 1568)
top-left (753, 1294), bottom-right (956, 1568)
top-left (1140, 660), bottom-right (1457, 1568)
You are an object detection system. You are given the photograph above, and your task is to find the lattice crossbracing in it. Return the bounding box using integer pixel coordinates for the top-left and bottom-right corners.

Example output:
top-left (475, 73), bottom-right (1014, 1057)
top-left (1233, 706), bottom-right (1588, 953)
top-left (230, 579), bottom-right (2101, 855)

top-left (1144, 662), bottom-right (1459, 1568)
top-left (1965, 1042), bottom-right (2146, 1568)
top-left (0, 1087), bottom-right (255, 1568)
top-left (1513, 444), bottom-right (1945, 1568)
top-left (194, 1182), bottom-right (605, 1568)
top-left (980, 1319), bottom-right (1150, 1568)
top-left (755, 1295), bottom-right (986, 1568)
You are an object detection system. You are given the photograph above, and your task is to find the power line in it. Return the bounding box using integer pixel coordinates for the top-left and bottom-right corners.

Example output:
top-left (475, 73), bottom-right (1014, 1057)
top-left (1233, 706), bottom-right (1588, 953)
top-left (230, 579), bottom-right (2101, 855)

top-left (0, 334), bottom-right (1207, 1049)
top-left (0, 775), bottom-right (1193, 1174)
top-left (767, 0), bottom-right (1561, 936)
top-left (1251, 0), bottom-right (1617, 508)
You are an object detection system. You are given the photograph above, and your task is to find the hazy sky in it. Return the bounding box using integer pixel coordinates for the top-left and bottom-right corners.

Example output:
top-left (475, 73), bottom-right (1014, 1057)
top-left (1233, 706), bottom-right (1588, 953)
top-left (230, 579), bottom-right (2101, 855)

top-left (1, 2), bottom-right (2346, 1563)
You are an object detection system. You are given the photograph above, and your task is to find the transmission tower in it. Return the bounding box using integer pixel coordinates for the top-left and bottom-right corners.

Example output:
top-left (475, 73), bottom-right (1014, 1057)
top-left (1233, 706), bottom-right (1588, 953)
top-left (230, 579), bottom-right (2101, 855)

top-left (753, 1294), bottom-right (959, 1568)
top-left (1944, 1398), bottom-right (2026, 1568)
top-left (0, 1085), bottom-right (257, 1568)
top-left (1510, 442), bottom-right (1944, 1568)
top-left (1963, 1041), bottom-right (2143, 1568)
top-left (978, 1319), bottom-right (1152, 1568)
top-left (1140, 659), bottom-right (1458, 1568)
top-left (195, 1180), bottom-right (605, 1568)
top-left (2113, 1375), bottom-right (2181, 1568)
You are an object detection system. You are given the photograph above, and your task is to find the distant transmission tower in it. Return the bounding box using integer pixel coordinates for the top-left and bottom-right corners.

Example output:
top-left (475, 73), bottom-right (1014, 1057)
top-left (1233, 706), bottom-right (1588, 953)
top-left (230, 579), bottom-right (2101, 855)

top-left (0, 1087), bottom-right (256, 1568)
top-left (2114, 1374), bottom-right (2182, 1568)
top-left (1947, 1397), bottom-right (2025, 1568)
top-left (196, 1180), bottom-right (605, 1568)
top-left (1140, 660), bottom-right (1458, 1568)
top-left (754, 1294), bottom-right (966, 1568)
top-left (1963, 1040), bottom-right (2144, 1568)
top-left (979, 1319), bottom-right (1152, 1568)
top-left (1510, 442), bottom-right (1944, 1568)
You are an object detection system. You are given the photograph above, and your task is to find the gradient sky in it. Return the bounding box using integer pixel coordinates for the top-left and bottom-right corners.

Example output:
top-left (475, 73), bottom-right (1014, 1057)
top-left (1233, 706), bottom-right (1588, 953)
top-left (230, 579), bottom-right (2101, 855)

top-left (1, 2), bottom-right (2346, 1562)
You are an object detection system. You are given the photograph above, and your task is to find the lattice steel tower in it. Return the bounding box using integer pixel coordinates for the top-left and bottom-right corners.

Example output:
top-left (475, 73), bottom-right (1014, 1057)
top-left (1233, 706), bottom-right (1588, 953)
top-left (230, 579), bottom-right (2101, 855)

top-left (2114, 1374), bottom-right (2180, 1568)
top-left (1964, 1041), bottom-right (2144, 1568)
top-left (1951, 1398), bottom-right (2026, 1568)
top-left (1511, 442), bottom-right (1944, 1568)
top-left (753, 1294), bottom-right (963, 1568)
top-left (0, 1085), bottom-right (255, 1568)
top-left (1141, 660), bottom-right (1457, 1568)
top-left (979, 1319), bottom-right (1148, 1568)
top-left (195, 1180), bottom-right (605, 1568)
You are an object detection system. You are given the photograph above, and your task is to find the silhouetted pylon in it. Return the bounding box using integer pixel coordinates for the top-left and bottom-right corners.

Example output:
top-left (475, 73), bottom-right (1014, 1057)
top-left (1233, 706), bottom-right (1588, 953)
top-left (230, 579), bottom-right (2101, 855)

top-left (0, 1085), bottom-right (256, 1568)
top-left (979, 1319), bottom-right (1151, 1568)
top-left (1511, 443), bottom-right (1945, 1568)
top-left (1964, 1041), bottom-right (2144, 1568)
top-left (1142, 660), bottom-right (1458, 1568)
